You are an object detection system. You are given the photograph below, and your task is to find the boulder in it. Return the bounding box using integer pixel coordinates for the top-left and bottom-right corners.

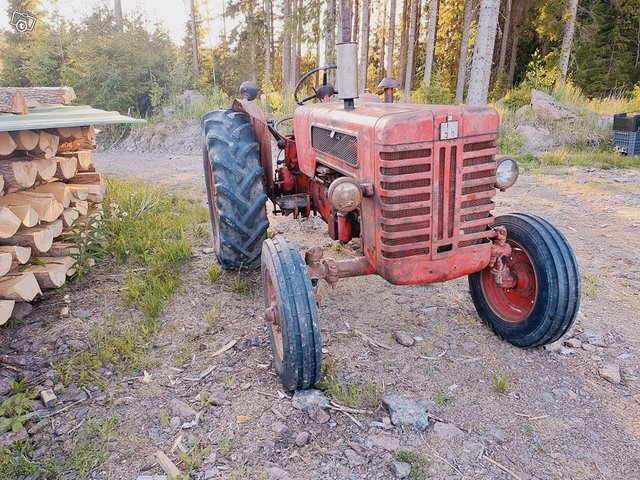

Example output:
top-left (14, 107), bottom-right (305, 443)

top-left (531, 89), bottom-right (578, 122)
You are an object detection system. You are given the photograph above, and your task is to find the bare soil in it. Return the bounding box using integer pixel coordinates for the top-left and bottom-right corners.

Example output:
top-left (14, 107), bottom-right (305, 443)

top-left (2, 149), bottom-right (639, 480)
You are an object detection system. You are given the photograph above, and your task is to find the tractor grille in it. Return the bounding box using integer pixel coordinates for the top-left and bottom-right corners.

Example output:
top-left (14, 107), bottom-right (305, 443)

top-left (312, 126), bottom-right (358, 167)
top-left (378, 140), bottom-right (497, 260)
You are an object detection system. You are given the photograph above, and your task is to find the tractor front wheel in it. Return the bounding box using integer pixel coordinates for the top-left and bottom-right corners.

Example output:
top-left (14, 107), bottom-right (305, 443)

top-left (469, 214), bottom-right (580, 347)
top-left (202, 108), bottom-right (269, 270)
top-left (262, 235), bottom-right (322, 390)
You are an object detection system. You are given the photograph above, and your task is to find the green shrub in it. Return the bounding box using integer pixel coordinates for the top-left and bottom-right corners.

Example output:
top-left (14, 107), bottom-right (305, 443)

top-left (503, 84), bottom-right (532, 110)
top-left (411, 75), bottom-right (454, 105)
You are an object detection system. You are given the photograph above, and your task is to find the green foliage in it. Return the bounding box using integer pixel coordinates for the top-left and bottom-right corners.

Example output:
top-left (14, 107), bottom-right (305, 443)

top-left (178, 437), bottom-right (211, 472)
top-left (498, 127), bottom-right (524, 155)
top-left (503, 84), bottom-right (532, 110)
top-left (492, 373), bottom-right (512, 394)
top-left (0, 392), bottom-right (34, 432)
top-left (207, 265), bottom-right (224, 283)
top-left (435, 391), bottom-right (455, 406)
top-left (411, 75), bottom-right (455, 105)
top-left (69, 211), bottom-right (107, 278)
top-left (394, 450), bottom-right (430, 480)
top-left (105, 178), bottom-right (208, 321)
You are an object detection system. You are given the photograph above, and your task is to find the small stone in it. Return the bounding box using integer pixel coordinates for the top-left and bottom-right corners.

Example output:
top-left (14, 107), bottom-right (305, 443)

top-left (74, 309), bottom-right (92, 319)
top-left (366, 434), bottom-right (401, 452)
top-left (272, 421), bottom-right (290, 435)
top-left (169, 398), bottom-right (197, 420)
top-left (585, 333), bottom-right (607, 348)
top-left (308, 407), bottom-right (330, 424)
top-left (27, 419), bottom-right (49, 435)
top-left (266, 466), bottom-right (289, 480)
top-left (40, 389), bottom-right (57, 408)
top-left (564, 338), bottom-right (582, 348)
top-left (169, 416), bottom-right (181, 429)
top-left (395, 331), bottom-right (415, 347)
top-left (0, 377), bottom-right (12, 395)
top-left (544, 341), bottom-right (574, 355)
top-left (11, 302), bottom-right (33, 320)
top-left (295, 431), bottom-right (310, 447)
top-left (432, 421), bottom-right (464, 440)
top-left (76, 407), bottom-right (89, 419)
top-left (582, 344), bottom-right (598, 352)
top-left (203, 467), bottom-right (219, 479)
top-left (202, 247), bottom-right (216, 254)
top-left (599, 364), bottom-right (621, 384)
top-left (344, 448), bottom-right (365, 466)
top-left (462, 440), bottom-right (484, 461)
top-left (382, 394), bottom-right (433, 431)
top-left (552, 387), bottom-right (578, 401)
top-left (485, 426), bottom-right (507, 444)
top-left (389, 461), bottom-right (411, 479)
top-left (291, 389), bottom-right (330, 410)
top-left (0, 428), bottom-right (28, 447)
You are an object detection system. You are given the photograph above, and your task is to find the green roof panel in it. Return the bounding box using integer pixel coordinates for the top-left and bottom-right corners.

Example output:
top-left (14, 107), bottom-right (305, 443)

top-left (0, 105), bottom-right (146, 132)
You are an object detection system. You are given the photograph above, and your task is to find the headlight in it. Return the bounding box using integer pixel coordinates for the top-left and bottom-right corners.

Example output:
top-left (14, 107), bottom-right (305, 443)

top-left (328, 177), bottom-right (362, 212)
top-left (495, 157), bottom-right (519, 190)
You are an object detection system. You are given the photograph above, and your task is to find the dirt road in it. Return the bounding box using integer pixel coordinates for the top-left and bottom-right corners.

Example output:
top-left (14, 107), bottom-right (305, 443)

top-left (3, 150), bottom-right (640, 480)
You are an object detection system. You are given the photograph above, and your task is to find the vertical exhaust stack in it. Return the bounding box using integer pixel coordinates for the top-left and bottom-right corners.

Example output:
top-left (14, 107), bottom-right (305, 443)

top-left (336, 42), bottom-right (358, 111)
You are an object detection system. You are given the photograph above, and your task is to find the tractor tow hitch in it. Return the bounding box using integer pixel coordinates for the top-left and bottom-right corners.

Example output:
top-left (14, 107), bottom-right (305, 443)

top-left (489, 226), bottom-right (517, 289)
top-left (304, 247), bottom-right (373, 292)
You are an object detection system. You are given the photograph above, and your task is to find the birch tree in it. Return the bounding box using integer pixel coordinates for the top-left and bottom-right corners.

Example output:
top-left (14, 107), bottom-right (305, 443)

top-left (558, 0), bottom-right (579, 86)
top-left (455, 0), bottom-right (474, 103)
top-left (386, 0), bottom-right (396, 77)
top-left (496, 0), bottom-right (512, 79)
top-left (114, 0), bottom-right (123, 32)
top-left (398, 0), bottom-right (410, 85)
top-left (358, 0), bottom-right (370, 92)
top-left (423, 0), bottom-right (439, 86)
top-left (466, 0), bottom-right (501, 105)
top-left (324, 0), bottom-right (337, 65)
top-left (283, 0), bottom-right (292, 93)
top-left (264, 0), bottom-right (273, 81)
top-left (189, 0), bottom-right (199, 75)
top-left (339, 0), bottom-right (353, 42)
top-left (403, 0), bottom-right (419, 100)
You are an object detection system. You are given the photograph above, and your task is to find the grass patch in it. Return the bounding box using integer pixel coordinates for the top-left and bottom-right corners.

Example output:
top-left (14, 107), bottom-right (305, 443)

top-left (394, 450), bottom-right (430, 480)
top-left (105, 178), bottom-right (209, 322)
top-left (435, 391), bottom-right (455, 406)
top-left (207, 264), bottom-right (224, 283)
top-left (317, 360), bottom-right (381, 408)
top-left (229, 274), bottom-right (252, 295)
top-left (492, 373), bottom-right (512, 394)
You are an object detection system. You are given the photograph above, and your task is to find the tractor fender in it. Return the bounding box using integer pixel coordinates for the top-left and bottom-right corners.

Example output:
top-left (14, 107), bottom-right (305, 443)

top-left (232, 98), bottom-right (273, 192)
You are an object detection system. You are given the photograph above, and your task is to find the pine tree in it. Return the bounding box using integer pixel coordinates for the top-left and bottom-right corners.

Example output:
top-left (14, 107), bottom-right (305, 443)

top-left (466, 0), bottom-right (501, 105)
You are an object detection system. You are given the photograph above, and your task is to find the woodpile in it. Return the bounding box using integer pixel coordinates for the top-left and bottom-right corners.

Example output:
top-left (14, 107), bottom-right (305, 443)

top-left (0, 101), bottom-right (104, 325)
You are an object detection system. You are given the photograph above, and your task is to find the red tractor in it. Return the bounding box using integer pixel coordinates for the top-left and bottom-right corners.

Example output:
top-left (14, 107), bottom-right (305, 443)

top-left (202, 43), bottom-right (580, 391)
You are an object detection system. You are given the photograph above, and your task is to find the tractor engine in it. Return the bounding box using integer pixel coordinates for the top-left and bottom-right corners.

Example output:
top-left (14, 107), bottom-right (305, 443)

top-left (291, 102), bottom-right (507, 285)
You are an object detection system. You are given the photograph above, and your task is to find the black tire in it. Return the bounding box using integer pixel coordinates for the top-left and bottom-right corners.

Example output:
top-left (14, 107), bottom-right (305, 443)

top-left (202, 108), bottom-right (269, 270)
top-left (469, 214), bottom-right (580, 347)
top-left (261, 235), bottom-right (322, 390)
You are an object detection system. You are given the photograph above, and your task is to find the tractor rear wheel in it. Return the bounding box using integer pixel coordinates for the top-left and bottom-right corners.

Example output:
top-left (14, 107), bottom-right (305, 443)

top-left (469, 214), bottom-right (580, 347)
top-left (262, 235), bottom-right (322, 391)
top-left (202, 108), bottom-right (269, 270)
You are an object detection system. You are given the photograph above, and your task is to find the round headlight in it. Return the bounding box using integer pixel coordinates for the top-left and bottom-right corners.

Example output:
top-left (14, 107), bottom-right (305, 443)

top-left (327, 177), bottom-right (362, 212)
top-left (495, 157), bottom-right (519, 190)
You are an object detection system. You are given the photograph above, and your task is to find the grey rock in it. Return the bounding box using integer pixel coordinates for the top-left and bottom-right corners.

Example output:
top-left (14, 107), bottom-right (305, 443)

top-left (531, 89), bottom-right (578, 122)
top-left (366, 434), bottom-right (401, 452)
top-left (308, 407), bottom-right (330, 424)
top-left (169, 398), bottom-right (196, 420)
top-left (272, 421), bottom-right (290, 435)
top-left (0, 377), bottom-right (12, 395)
top-left (389, 461), bottom-right (411, 479)
top-left (11, 302), bottom-right (33, 320)
top-left (169, 416), bottom-right (181, 429)
top-left (462, 440), bottom-right (484, 461)
top-left (582, 343), bottom-right (598, 352)
top-left (432, 421), bottom-right (464, 440)
top-left (295, 431), bottom-right (310, 447)
top-left (266, 466), bottom-right (290, 480)
top-left (564, 338), bottom-right (582, 348)
top-left (395, 331), bottom-right (415, 347)
top-left (74, 309), bottom-right (93, 319)
top-left (382, 394), bottom-right (433, 431)
top-left (599, 364), bottom-right (621, 384)
top-left (292, 389), bottom-right (330, 410)
top-left (587, 334), bottom-right (607, 348)
top-left (552, 387), bottom-right (578, 400)
top-left (544, 340), bottom-right (574, 355)
top-left (485, 426), bottom-right (507, 444)
top-left (344, 448), bottom-right (365, 466)
top-left (40, 389), bottom-right (57, 408)
top-left (76, 407), bottom-right (89, 419)
top-left (540, 391), bottom-right (555, 403)
top-left (203, 467), bottom-right (220, 479)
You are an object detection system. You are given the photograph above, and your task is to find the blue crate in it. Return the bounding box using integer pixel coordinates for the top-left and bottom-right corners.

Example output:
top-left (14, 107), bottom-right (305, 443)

top-left (614, 130), bottom-right (640, 156)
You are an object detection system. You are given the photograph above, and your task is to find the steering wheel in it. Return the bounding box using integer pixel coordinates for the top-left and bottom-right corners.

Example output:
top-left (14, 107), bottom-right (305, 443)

top-left (294, 65), bottom-right (337, 106)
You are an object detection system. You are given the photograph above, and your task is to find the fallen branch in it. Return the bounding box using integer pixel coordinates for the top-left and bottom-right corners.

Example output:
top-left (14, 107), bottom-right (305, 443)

top-left (154, 450), bottom-right (182, 478)
top-left (329, 400), bottom-right (373, 415)
top-left (211, 340), bottom-right (237, 357)
top-left (483, 455), bottom-right (523, 480)
top-left (416, 350), bottom-right (447, 360)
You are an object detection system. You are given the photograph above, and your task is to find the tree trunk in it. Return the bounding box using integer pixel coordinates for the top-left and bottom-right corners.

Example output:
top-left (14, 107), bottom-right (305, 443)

top-left (403, 0), bottom-right (419, 101)
top-left (359, 0), bottom-right (370, 93)
top-left (114, 0), bottom-right (123, 32)
top-left (283, 0), bottom-right (292, 93)
top-left (386, 0), bottom-right (396, 77)
top-left (379, 0), bottom-right (387, 81)
top-left (466, 0), bottom-right (501, 106)
top-left (264, 0), bottom-right (273, 81)
top-left (399, 0), bottom-right (411, 86)
top-left (353, 0), bottom-right (360, 43)
top-left (423, 0), bottom-right (439, 86)
top-left (508, 0), bottom-right (525, 85)
top-left (496, 0), bottom-right (512, 80)
top-left (482, 0), bottom-right (500, 91)
top-left (455, 0), bottom-right (475, 104)
top-left (325, 0), bottom-right (337, 65)
top-left (558, 0), bottom-right (579, 87)
top-left (189, 0), bottom-right (200, 76)
top-left (339, 0), bottom-right (353, 42)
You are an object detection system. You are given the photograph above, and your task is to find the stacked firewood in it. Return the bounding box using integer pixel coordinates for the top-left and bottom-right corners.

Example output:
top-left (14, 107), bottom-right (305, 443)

top-left (0, 87), bottom-right (104, 324)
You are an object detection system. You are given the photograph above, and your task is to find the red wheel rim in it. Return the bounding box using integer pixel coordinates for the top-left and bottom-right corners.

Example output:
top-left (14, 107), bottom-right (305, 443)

top-left (264, 269), bottom-right (284, 362)
top-left (480, 240), bottom-right (538, 323)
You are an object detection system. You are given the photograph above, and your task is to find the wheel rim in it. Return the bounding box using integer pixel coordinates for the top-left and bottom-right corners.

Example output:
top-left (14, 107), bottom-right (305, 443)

top-left (480, 240), bottom-right (538, 323)
top-left (264, 269), bottom-right (284, 362)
